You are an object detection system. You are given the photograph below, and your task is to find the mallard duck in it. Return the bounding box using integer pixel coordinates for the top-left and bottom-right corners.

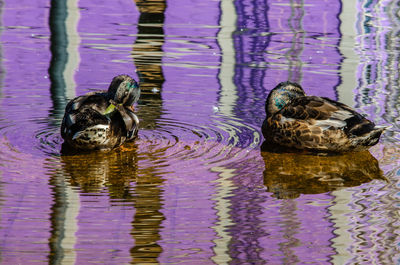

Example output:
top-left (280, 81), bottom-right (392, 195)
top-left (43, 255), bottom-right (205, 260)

top-left (262, 81), bottom-right (385, 152)
top-left (61, 74), bottom-right (140, 151)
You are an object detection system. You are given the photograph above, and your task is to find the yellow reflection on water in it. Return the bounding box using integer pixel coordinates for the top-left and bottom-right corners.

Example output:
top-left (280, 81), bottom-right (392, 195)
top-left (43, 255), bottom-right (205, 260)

top-left (61, 146), bottom-right (138, 193)
top-left (261, 147), bottom-right (385, 199)
top-left (60, 143), bottom-right (165, 264)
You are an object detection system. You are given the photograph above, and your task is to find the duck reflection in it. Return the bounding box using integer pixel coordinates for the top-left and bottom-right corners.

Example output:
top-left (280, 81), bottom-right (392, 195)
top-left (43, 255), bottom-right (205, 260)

top-left (60, 143), bottom-right (165, 263)
top-left (61, 145), bottom-right (138, 195)
top-left (261, 142), bottom-right (385, 199)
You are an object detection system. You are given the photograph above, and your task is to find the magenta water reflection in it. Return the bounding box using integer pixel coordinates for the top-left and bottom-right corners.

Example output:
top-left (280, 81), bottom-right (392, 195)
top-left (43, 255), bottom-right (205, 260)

top-left (0, 0), bottom-right (399, 264)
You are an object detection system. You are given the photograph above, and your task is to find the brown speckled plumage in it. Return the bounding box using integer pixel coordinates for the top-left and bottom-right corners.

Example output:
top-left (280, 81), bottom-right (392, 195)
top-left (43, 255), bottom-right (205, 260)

top-left (61, 75), bottom-right (140, 152)
top-left (262, 81), bottom-right (385, 152)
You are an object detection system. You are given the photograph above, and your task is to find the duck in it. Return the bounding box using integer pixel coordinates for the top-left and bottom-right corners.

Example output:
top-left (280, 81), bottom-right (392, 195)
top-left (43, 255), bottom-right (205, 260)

top-left (61, 74), bottom-right (140, 151)
top-left (262, 81), bottom-right (385, 152)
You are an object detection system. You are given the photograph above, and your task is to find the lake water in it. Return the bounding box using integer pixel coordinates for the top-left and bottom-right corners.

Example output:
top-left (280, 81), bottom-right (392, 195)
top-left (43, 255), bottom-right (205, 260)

top-left (0, 0), bottom-right (399, 264)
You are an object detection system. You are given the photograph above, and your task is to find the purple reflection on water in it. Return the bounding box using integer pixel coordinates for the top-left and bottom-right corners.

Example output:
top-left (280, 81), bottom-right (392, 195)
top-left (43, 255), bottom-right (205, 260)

top-left (0, 2), bottom-right (52, 264)
top-left (75, 1), bottom-right (139, 94)
top-left (75, 196), bottom-right (134, 264)
top-left (233, 0), bottom-right (342, 126)
top-left (0, 0), bottom-right (398, 264)
top-left (1, 1), bottom-right (52, 156)
top-left (228, 0), bottom-right (342, 263)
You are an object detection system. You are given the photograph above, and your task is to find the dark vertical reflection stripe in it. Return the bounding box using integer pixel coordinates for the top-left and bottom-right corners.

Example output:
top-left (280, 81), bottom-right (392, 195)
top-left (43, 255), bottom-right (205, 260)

top-left (227, 2), bottom-right (271, 262)
top-left (130, 1), bottom-right (167, 263)
top-left (132, 0), bottom-right (166, 130)
top-left (130, 172), bottom-right (165, 264)
top-left (233, 0), bottom-right (271, 125)
top-left (48, 1), bottom-right (68, 263)
top-left (48, 0), bottom-right (68, 120)
top-left (47, 173), bottom-right (67, 265)
top-left (133, 0), bottom-right (165, 94)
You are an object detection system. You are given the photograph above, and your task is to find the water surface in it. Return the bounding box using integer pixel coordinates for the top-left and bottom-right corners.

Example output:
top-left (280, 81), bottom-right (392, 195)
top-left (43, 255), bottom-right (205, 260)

top-left (0, 0), bottom-right (400, 264)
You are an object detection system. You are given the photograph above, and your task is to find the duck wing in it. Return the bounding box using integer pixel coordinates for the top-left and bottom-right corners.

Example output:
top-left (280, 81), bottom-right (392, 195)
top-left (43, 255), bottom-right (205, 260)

top-left (279, 96), bottom-right (375, 136)
top-left (61, 92), bottom-right (110, 138)
top-left (65, 91), bottom-right (109, 112)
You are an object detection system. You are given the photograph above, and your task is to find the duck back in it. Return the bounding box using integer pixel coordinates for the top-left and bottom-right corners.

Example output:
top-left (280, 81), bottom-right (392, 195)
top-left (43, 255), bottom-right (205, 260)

top-left (263, 95), bottom-right (384, 152)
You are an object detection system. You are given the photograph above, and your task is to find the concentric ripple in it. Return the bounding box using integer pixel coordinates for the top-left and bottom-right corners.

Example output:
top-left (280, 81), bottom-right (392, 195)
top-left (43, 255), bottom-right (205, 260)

top-left (136, 114), bottom-right (261, 168)
top-left (35, 125), bottom-right (63, 156)
top-left (27, 110), bottom-right (262, 171)
top-left (0, 115), bottom-right (60, 158)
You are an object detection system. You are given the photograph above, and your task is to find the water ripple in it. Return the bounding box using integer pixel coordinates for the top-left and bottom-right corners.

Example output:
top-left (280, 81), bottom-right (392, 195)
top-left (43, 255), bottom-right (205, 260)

top-left (35, 126), bottom-right (63, 156)
top-left (23, 110), bottom-right (262, 171)
top-left (136, 115), bottom-right (261, 167)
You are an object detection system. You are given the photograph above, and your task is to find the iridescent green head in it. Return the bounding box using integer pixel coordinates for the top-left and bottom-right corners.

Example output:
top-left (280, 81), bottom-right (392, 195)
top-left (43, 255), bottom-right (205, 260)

top-left (265, 81), bottom-right (305, 116)
top-left (108, 74), bottom-right (140, 106)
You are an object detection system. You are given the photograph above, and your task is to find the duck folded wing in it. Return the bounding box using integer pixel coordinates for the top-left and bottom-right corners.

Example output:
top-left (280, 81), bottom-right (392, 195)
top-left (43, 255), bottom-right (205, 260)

top-left (62, 107), bottom-right (110, 137)
top-left (66, 93), bottom-right (109, 113)
top-left (62, 95), bottom-right (109, 134)
top-left (278, 96), bottom-right (375, 137)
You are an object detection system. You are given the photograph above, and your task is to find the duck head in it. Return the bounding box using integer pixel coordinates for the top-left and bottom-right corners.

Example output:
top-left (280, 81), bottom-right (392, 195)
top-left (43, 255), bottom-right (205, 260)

top-left (265, 81), bottom-right (305, 116)
top-left (108, 74), bottom-right (140, 106)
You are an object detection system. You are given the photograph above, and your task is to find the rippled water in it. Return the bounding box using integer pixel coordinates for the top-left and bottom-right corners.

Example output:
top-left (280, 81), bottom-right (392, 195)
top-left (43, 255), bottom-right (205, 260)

top-left (0, 0), bottom-right (400, 264)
